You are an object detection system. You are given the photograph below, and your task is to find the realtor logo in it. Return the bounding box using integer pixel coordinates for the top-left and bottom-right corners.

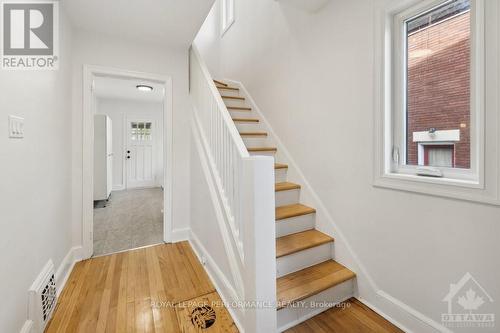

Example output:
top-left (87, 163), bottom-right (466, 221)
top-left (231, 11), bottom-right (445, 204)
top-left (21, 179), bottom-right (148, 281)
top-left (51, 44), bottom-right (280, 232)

top-left (1, 1), bottom-right (59, 69)
top-left (442, 272), bottom-right (495, 329)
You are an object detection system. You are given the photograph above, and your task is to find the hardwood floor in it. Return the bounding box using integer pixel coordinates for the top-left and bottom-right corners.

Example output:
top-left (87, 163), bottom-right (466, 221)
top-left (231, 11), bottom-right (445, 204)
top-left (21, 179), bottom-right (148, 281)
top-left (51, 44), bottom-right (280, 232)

top-left (47, 242), bottom-right (402, 333)
top-left (285, 298), bottom-right (405, 333)
top-left (46, 242), bottom-right (238, 333)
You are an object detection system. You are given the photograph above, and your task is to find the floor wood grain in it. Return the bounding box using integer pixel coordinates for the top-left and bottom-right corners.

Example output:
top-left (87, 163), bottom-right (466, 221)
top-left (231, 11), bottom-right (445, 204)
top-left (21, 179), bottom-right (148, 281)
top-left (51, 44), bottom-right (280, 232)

top-left (46, 242), bottom-right (238, 333)
top-left (285, 298), bottom-right (405, 333)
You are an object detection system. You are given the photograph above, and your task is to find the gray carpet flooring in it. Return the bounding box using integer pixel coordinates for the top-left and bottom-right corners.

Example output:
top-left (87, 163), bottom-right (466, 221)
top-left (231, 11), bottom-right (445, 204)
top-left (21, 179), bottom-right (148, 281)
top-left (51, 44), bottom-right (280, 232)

top-left (93, 188), bottom-right (164, 256)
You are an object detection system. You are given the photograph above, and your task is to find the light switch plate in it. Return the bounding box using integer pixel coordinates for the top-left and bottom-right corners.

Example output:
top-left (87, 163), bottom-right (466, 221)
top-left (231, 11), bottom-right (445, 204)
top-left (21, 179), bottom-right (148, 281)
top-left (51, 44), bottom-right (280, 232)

top-left (9, 115), bottom-right (24, 138)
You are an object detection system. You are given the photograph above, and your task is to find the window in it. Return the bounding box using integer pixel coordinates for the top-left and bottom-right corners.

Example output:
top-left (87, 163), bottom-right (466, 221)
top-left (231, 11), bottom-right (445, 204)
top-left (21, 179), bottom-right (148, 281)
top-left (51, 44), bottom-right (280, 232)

top-left (390, 0), bottom-right (481, 182)
top-left (423, 144), bottom-right (454, 167)
top-left (221, 0), bottom-right (235, 36)
top-left (373, 0), bottom-right (500, 204)
top-left (131, 122), bottom-right (152, 141)
top-left (391, 0), bottom-right (476, 181)
top-left (405, 0), bottom-right (470, 171)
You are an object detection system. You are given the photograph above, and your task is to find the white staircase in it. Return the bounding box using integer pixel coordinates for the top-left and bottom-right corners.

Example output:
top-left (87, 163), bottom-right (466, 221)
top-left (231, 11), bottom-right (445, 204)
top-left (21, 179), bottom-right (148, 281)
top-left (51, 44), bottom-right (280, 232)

top-left (214, 79), bottom-right (357, 331)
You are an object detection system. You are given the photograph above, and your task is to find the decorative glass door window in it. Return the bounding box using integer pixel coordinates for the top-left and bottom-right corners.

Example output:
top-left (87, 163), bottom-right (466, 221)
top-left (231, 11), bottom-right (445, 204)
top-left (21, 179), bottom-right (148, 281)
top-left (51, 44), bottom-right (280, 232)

top-left (130, 122), bottom-right (152, 141)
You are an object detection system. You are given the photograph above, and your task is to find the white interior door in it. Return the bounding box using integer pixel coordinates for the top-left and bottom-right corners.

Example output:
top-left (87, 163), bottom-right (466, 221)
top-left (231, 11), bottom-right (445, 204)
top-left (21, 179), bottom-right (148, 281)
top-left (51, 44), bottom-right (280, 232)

top-left (126, 119), bottom-right (156, 189)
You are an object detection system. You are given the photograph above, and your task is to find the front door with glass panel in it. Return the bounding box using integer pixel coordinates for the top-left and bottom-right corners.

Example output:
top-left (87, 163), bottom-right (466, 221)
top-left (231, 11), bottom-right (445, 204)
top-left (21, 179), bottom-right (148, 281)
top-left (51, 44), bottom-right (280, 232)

top-left (126, 119), bottom-right (156, 189)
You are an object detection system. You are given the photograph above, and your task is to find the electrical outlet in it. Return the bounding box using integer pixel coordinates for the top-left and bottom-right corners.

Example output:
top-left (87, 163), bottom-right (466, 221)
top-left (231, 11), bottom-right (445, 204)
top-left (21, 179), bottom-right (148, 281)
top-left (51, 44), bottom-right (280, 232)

top-left (9, 115), bottom-right (24, 138)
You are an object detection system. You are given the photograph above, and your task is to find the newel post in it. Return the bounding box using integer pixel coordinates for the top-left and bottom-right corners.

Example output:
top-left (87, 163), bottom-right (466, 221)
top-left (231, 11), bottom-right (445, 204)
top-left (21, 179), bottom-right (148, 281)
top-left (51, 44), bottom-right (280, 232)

top-left (241, 156), bottom-right (277, 332)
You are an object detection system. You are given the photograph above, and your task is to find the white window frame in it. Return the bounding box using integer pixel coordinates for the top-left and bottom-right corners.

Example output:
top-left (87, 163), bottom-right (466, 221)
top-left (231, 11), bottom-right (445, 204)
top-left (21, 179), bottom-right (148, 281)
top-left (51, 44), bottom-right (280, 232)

top-left (221, 0), bottom-right (235, 36)
top-left (393, 0), bottom-right (482, 183)
top-left (373, 0), bottom-right (500, 205)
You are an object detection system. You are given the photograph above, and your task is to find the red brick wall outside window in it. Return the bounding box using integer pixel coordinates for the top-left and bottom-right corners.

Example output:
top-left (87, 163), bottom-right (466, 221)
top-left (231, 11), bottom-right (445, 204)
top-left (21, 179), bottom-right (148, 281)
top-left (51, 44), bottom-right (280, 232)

top-left (406, 12), bottom-right (471, 169)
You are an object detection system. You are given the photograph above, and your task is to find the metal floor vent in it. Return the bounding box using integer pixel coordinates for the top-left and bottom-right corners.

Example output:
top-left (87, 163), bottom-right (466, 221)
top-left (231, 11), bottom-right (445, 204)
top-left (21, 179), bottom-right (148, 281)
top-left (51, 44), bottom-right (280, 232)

top-left (29, 260), bottom-right (57, 332)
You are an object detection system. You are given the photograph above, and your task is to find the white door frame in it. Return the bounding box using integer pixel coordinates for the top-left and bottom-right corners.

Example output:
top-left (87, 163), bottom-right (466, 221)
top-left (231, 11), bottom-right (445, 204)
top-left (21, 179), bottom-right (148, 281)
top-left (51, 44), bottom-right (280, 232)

top-left (82, 64), bottom-right (173, 259)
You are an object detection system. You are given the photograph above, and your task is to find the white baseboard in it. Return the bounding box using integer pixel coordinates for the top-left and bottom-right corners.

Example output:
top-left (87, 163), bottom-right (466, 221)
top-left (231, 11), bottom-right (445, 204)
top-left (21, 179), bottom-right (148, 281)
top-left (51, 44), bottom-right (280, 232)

top-left (358, 291), bottom-right (453, 333)
top-left (19, 320), bottom-right (33, 333)
top-left (189, 231), bottom-right (245, 333)
top-left (55, 246), bottom-right (83, 297)
top-left (171, 228), bottom-right (190, 243)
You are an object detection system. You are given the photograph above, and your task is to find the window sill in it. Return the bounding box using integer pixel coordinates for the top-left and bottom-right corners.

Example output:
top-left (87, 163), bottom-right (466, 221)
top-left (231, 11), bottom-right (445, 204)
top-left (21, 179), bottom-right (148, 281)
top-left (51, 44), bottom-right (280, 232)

top-left (373, 172), bottom-right (500, 206)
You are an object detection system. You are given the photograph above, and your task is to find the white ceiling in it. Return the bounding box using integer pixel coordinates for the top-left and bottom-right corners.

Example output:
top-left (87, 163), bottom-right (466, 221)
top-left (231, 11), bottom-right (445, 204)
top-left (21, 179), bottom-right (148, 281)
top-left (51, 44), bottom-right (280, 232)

top-left (94, 76), bottom-right (165, 103)
top-left (64, 0), bottom-right (215, 46)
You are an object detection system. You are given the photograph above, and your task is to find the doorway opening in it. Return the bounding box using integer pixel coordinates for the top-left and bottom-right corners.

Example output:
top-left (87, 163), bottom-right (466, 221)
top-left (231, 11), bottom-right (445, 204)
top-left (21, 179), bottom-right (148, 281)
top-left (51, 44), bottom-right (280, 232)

top-left (82, 66), bottom-right (173, 258)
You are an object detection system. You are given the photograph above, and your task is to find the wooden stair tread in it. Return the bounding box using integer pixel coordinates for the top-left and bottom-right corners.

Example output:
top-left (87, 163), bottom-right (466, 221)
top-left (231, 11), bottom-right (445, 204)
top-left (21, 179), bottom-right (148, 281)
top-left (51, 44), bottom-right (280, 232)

top-left (213, 79), bottom-right (227, 87)
top-left (277, 260), bottom-right (356, 310)
top-left (247, 147), bottom-right (277, 152)
top-left (232, 118), bottom-right (259, 123)
top-left (275, 163), bottom-right (288, 170)
top-left (275, 182), bottom-right (301, 192)
top-left (276, 230), bottom-right (333, 258)
top-left (228, 106), bottom-right (252, 111)
top-left (240, 132), bottom-right (268, 137)
top-left (217, 86), bottom-right (239, 91)
top-left (276, 204), bottom-right (316, 221)
top-left (222, 95), bottom-right (245, 100)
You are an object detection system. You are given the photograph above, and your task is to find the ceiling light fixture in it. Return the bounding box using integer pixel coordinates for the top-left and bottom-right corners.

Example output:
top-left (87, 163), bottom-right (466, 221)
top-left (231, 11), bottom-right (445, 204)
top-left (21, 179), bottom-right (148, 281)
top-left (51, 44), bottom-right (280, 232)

top-left (136, 84), bottom-right (153, 92)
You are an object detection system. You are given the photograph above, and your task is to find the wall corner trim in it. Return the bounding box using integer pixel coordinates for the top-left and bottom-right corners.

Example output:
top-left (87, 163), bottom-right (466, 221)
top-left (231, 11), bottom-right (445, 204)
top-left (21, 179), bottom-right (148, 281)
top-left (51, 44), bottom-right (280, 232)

top-left (19, 320), bottom-right (33, 333)
top-left (171, 228), bottom-right (190, 243)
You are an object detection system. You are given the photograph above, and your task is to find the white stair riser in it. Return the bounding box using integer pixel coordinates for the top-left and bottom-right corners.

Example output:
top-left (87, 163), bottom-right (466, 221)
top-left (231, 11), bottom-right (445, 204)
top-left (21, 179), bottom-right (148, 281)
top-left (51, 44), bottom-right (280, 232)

top-left (223, 98), bottom-right (247, 108)
top-left (275, 168), bottom-right (288, 183)
top-left (249, 150), bottom-right (276, 157)
top-left (235, 123), bottom-right (262, 132)
top-left (243, 137), bottom-right (272, 148)
top-left (277, 279), bottom-right (355, 332)
top-left (229, 110), bottom-right (254, 118)
top-left (217, 89), bottom-right (240, 97)
top-left (275, 188), bottom-right (300, 206)
top-left (277, 243), bottom-right (332, 278)
top-left (276, 214), bottom-right (315, 237)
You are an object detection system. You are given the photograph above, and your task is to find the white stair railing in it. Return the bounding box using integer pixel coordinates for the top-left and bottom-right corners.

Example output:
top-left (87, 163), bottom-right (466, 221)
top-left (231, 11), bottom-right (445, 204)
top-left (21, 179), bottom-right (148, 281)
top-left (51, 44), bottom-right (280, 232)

top-left (190, 46), bottom-right (249, 258)
top-left (189, 45), bottom-right (277, 332)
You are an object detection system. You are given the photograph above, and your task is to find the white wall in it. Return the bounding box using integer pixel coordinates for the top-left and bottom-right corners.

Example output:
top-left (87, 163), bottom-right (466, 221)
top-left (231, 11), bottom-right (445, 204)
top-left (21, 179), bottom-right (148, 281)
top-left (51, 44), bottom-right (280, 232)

top-left (97, 98), bottom-right (164, 190)
top-left (71, 29), bottom-right (192, 247)
top-left (0, 6), bottom-right (74, 333)
top-left (189, 130), bottom-right (237, 291)
top-left (194, 0), bottom-right (500, 331)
